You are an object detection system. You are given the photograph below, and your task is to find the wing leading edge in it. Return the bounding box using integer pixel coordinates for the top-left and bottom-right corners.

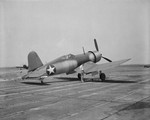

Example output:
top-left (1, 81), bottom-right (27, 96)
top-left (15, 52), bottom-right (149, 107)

top-left (82, 59), bottom-right (131, 75)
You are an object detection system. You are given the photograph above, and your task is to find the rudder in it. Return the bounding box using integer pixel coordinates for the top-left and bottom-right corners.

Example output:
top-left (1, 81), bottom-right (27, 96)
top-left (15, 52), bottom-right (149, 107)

top-left (28, 51), bottom-right (43, 71)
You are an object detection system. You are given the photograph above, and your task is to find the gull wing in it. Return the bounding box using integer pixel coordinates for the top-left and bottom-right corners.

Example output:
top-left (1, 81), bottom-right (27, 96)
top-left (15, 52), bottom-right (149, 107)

top-left (80, 59), bottom-right (131, 75)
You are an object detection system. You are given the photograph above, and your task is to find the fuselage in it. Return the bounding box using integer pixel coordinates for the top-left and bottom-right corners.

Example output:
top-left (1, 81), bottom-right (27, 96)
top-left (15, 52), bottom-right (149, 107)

top-left (45, 51), bottom-right (102, 76)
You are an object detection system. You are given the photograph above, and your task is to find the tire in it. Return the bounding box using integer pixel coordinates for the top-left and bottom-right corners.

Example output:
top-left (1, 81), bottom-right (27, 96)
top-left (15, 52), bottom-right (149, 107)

top-left (100, 73), bottom-right (106, 82)
top-left (78, 73), bottom-right (81, 80)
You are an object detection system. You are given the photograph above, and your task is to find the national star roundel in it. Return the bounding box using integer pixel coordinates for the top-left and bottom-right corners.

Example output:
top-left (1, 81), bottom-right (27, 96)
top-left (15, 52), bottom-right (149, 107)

top-left (46, 65), bottom-right (56, 76)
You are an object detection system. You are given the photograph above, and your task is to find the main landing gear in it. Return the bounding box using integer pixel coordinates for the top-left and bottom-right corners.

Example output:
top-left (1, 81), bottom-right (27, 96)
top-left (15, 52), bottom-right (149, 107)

top-left (99, 71), bottom-right (106, 82)
top-left (78, 73), bottom-right (85, 82)
top-left (78, 70), bottom-right (106, 82)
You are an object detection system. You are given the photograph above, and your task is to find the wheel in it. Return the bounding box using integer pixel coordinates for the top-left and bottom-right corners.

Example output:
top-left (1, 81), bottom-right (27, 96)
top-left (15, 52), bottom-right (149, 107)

top-left (100, 73), bottom-right (106, 82)
top-left (78, 73), bottom-right (81, 80)
top-left (78, 73), bottom-right (85, 82)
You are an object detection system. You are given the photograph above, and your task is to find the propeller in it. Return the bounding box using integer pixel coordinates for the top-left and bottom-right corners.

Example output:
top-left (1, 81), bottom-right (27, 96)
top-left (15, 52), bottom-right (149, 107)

top-left (102, 56), bottom-right (112, 62)
top-left (94, 39), bottom-right (112, 62)
top-left (94, 39), bottom-right (99, 51)
top-left (82, 47), bottom-right (85, 55)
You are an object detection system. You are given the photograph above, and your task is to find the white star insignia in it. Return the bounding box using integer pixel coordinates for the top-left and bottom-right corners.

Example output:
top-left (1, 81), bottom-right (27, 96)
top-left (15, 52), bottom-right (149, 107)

top-left (47, 65), bottom-right (55, 75)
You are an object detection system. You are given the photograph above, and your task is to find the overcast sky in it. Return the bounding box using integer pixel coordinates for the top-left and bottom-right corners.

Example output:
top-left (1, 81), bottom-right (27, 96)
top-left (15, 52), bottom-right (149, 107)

top-left (0, 0), bottom-right (150, 67)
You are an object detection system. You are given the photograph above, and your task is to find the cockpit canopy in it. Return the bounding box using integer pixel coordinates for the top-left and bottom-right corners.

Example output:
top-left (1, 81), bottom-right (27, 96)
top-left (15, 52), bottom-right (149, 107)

top-left (62, 54), bottom-right (75, 60)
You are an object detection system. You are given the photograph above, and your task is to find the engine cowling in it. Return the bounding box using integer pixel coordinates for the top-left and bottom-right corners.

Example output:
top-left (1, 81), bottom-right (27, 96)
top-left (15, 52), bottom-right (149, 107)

top-left (46, 60), bottom-right (78, 76)
top-left (88, 51), bottom-right (102, 63)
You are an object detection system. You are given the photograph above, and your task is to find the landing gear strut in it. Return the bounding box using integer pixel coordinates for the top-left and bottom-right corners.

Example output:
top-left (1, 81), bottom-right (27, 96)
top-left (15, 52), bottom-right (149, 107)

top-left (99, 71), bottom-right (106, 82)
top-left (78, 73), bottom-right (85, 82)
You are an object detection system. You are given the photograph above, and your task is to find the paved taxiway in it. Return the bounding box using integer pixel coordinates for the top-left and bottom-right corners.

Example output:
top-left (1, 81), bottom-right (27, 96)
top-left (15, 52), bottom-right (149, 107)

top-left (0, 65), bottom-right (150, 120)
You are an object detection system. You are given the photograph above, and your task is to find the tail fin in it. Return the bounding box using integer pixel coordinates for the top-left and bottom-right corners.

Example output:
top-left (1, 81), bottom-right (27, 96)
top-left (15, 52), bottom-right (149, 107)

top-left (28, 51), bottom-right (43, 72)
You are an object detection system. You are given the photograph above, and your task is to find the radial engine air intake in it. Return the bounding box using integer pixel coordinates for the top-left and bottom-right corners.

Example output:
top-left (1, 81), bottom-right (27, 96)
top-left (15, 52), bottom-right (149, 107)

top-left (88, 51), bottom-right (102, 63)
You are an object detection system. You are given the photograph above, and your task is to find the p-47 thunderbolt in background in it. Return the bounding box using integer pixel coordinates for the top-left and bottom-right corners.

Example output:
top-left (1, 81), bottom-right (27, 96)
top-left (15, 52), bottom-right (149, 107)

top-left (22, 39), bottom-right (130, 84)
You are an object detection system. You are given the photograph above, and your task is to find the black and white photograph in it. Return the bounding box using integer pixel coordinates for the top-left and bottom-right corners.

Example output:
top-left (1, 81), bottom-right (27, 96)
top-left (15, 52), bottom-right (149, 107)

top-left (0, 0), bottom-right (150, 120)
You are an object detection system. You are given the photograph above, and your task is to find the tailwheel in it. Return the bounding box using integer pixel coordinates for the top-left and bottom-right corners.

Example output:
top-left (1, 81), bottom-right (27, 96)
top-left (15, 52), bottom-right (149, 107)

top-left (40, 80), bottom-right (44, 84)
top-left (100, 72), bottom-right (106, 82)
top-left (22, 75), bottom-right (28, 80)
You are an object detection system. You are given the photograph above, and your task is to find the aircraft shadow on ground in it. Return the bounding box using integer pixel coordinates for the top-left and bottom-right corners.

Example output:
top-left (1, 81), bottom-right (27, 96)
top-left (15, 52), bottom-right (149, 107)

top-left (45, 79), bottom-right (80, 84)
top-left (21, 81), bottom-right (50, 86)
top-left (54, 77), bottom-right (80, 81)
top-left (102, 79), bottom-right (136, 83)
top-left (120, 101), bottom-right (150, 111)
top-left (21, 77), bottom-right (136, 85)
top-left (21, 77), bottom-right (79, 85)
top-left (55, 77), bottom-right (136, 83)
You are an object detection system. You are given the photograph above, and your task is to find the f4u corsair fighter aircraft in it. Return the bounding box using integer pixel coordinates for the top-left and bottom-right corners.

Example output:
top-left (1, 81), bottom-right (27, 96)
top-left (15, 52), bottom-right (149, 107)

top-left (22, 39), bottom-right (130, 84)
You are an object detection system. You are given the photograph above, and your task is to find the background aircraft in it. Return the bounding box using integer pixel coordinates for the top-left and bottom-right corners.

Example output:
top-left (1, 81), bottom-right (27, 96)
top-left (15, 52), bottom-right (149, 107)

top-left (22, 39), bottom-right (130, 84)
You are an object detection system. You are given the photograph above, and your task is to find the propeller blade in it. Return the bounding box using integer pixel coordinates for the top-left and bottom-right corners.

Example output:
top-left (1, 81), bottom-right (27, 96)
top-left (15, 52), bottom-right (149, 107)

top-left (102, 56), bottom-right (112, 62)
top-left (94, 39), bottom-right (99, 51)
top-left (93, 39), bottom-right (112, 62)
top-left (82, 47), bottom-right (85, 55)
